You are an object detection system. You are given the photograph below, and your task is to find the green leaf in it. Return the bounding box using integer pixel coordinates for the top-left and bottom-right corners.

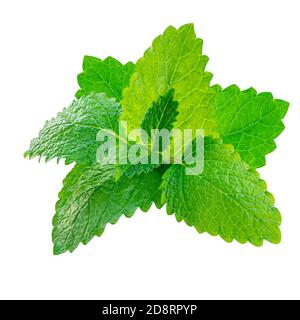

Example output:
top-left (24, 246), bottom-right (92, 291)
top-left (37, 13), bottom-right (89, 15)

top-left (24, 93), bottom-right (120, 164)
top-left (152, 165), bottom-right (170, 209)
top-left (141, 88), bottom-right (179, 136)
top-left (116, 89), bottom-right (179, 178)
top-left (161, 137), bottom-right (281, 246)
top-left (215, 85), bottom-right (289, 168)
top-left (121, 23), bottom-right (216, 135)
top-left (53, 164), bottom-right (163, 254)
top-left (76, 56), bottom-right (135, 100)
top-left (115, 156), bottom-right (160, 179)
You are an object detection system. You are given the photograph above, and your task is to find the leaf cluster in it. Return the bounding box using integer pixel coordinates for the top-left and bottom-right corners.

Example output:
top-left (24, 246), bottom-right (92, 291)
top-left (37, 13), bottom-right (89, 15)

top-left (25, 24), bottom-right (288, 254)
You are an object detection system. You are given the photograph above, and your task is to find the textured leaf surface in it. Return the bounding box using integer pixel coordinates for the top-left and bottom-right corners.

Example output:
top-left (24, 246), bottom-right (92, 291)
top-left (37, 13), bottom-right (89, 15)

top-left (25, 93), bottom-right (120, 164)
top-left (161, 138), bottom-right (281, 246)
top-left (152, 165), bottom-right (170, 209)
top-left (121, 24), bottom-right (216, 135)
top-left (141, 89), bottom-right (179, 136)
top-left (53, 164), bottom-right (163, 254)
top-left (116, 157), bottom-right (161, 179)
top-left (215, 85), bottom-right (289, 168)
top-left (76, 56), bottom-right (135, 100)
top-left (116, 90), bottom-right (179, 178)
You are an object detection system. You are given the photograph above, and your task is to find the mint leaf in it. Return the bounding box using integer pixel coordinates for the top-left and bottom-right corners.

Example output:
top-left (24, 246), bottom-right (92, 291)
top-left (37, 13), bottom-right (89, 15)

top-left (152, 165), bottom-right (170, 209)
top-left (116, 89), bottom-right (179, 178)
top-left (141, 88), bottom-right (179, 136)
top-left (215, 85), bottom-right (289, 168)
top-left (115, 153), bottom-right (160, 179)
top-left (121, 24), bottom-right (216, 135)
top-left (161, 138), bottom-right (281, 246)
top-left (24, 93), bottom-right (120, 164)
top-left (76, 56), bottom-right (135, 100)
top-left (53, 164), bottom-right (163, 254)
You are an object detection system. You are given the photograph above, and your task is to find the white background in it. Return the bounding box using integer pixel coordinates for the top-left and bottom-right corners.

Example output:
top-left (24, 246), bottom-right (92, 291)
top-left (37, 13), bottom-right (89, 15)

top-left (0, 0), bottom-right (300, 300)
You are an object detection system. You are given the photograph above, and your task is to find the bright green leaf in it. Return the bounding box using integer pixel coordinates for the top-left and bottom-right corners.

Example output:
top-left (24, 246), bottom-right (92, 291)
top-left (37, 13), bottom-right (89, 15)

top-left (116, 89), bottom-right (179, 178)
top-left (161, 138), bottom-right (281, 246)
top-left (76, 56), bottom-right (135, 100)
top-left (121, 23), bottom-right (216, 135)
top-left (215, 85), bottom-right (289, 168)
top-left (53, 164), bottom-right (163, 254)
top-left (141, 88), bottom-right (179, 136)
top-left (24, 93), bottom-right (120, 164)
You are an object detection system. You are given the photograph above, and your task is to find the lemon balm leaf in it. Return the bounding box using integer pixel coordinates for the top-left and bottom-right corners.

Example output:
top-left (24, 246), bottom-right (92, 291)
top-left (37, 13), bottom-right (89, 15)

top-left (121, 23), bottom-right (216, 135)
top-left (53, 164), bottom-right (163, 254)
top-left (215, 85), bottom-right (289, 168)
top-left (161, 138), bottom-right (281, 246)
top-left (76, 56), bottom-right (135, 100)
top-left (141, 88), bottom-right (179, 135)
top-left (115, 89), bottom-right (179, 178)
top-left (24, 93), bottom-right (121, 165)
